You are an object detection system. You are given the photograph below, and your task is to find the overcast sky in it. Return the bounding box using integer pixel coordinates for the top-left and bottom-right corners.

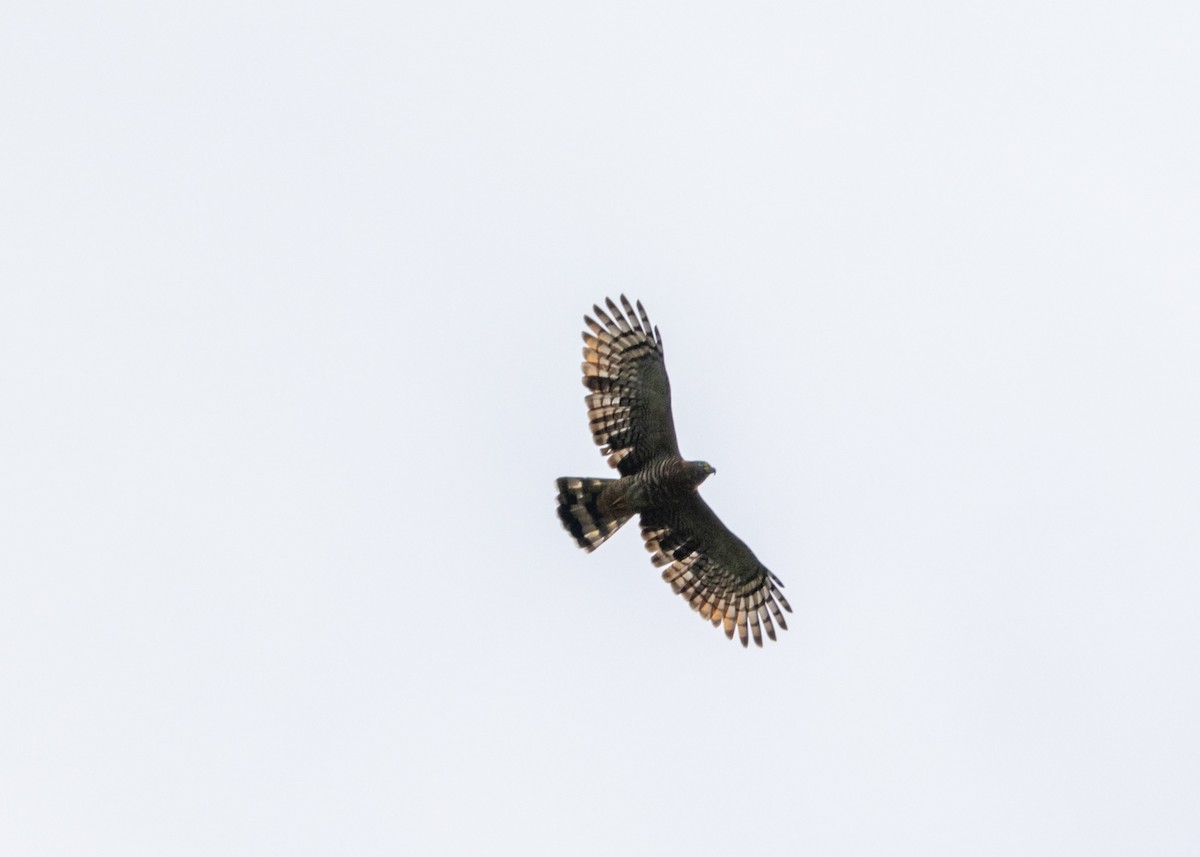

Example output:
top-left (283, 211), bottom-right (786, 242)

top-left (3, 2), bottom-right (1199, 855)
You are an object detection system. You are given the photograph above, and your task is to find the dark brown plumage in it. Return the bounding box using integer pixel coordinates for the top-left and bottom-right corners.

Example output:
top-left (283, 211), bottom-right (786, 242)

top-left (555, 296), bottom-right (791, 647)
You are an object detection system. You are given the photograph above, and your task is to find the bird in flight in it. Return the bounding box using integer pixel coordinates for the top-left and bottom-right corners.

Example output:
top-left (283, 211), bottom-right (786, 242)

top-left (555, 296), bottom-right (791, 647)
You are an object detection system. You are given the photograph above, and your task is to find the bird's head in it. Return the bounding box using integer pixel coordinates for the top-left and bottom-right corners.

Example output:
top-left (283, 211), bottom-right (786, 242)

top-left (690, 460), bottom-right (716, 485)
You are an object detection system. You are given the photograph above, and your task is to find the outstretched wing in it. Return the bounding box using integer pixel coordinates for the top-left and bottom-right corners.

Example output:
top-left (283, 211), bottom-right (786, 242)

top-left (640, 496), bottom-right (792, 647)
top-left (581, 296), bottom-right (680, 476)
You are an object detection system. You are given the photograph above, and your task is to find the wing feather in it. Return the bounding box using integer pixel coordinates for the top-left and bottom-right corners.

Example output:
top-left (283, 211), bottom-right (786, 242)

top-left (580, 295), bottom-right (680, 475)
top-left (640, 494), bottom-right (791, 648)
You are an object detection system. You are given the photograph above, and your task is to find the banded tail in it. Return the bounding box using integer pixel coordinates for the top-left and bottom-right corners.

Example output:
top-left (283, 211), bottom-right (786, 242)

top-left (555, 477), bottom-right (633, 551)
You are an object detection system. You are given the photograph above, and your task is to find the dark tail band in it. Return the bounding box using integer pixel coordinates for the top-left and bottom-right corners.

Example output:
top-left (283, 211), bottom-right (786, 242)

top-left (555, 477), bottom-right (631, 551)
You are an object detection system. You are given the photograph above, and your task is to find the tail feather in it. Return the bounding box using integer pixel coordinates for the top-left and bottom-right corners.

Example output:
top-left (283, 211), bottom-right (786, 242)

top-left (555, 477), bottom-right (632, 551)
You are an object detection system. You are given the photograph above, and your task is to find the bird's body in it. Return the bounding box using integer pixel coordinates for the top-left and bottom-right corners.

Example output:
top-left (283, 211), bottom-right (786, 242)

top-left (555, 296), bottom-right (791, 647)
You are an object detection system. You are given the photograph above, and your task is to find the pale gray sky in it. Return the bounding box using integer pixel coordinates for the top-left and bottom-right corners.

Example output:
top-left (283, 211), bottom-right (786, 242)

top-left (3, 2), bottom-right (1198, 855)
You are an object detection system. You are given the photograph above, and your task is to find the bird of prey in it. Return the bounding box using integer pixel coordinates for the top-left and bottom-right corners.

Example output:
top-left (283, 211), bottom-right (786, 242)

top-left (555, 296), bottom-right (791, 647)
